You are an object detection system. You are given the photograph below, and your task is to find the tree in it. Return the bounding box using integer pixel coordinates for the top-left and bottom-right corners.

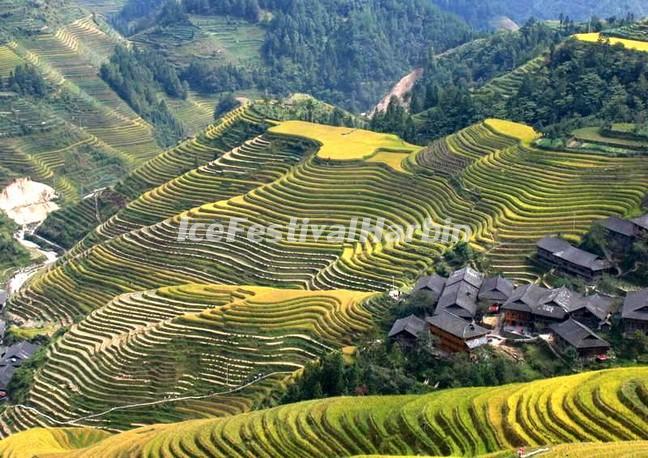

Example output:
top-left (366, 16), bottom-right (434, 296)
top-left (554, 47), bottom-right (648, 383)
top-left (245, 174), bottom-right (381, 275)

top-left (8, 64), bottom-right (48, 97)
top-left (213, 93), bottom-right (240, 119)
top-left (563, 347), bottom-right (582, 371)
top-left (321, 352), bottom-right (345, 395)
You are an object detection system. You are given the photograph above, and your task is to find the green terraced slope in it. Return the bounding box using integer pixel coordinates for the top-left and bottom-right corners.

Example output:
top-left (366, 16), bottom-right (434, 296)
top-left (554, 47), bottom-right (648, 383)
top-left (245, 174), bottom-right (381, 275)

top-left (0, 12), bottom-right (229, 205)
top-left (0, 368), bottom-right (645, 457)
top-left (38, 103), bottom-right (270, 250)
top-left (0, 286), bottom-right (379, 432)
top-left (476, 56), bottom-right (545, 99)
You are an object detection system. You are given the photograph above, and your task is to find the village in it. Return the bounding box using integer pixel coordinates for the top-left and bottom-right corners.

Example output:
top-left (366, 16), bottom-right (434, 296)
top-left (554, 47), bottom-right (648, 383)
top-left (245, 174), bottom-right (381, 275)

top-left (388, 212), bottom-right (648, 362)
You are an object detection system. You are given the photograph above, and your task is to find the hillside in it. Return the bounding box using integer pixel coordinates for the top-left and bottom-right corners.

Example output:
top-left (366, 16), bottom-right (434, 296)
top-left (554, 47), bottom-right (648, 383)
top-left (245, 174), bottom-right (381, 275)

top-left (108, 0), bottom-right (474, 111)
top-left (0, 0), bottom-right (238, 279)
top-left (10, 115), bottom-right (648, 323)
top-left (1, 286), bottom-right (380, 431)
top-left (0, 2), bottom-right (226, 204)
top-left (0, 367), bottom-right (646, 456)
top-left (431, 0), bottom-right (648, 29)
top-left (376, 24), bottom-right (648, 145)
top-left (1, 110), bottom-right (647, 435)
top-left (2, 3), bottom-right (648, 455)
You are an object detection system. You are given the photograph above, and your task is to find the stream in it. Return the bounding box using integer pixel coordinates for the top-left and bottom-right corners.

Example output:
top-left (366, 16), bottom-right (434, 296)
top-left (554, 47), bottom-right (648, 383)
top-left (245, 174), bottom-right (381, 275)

top-left (8, 226), bottom-right (60, 295)
top-left (0, 178), bottom-right (64, 297)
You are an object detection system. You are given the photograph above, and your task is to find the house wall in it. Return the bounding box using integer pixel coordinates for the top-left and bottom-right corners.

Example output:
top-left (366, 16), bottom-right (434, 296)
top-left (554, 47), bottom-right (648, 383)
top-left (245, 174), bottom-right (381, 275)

top-left (624, 318), bottom-right (648, 335)
top-left (503, 310), bottom-right (531, 326)
top-left (429, 327), bottom-right (468, 353)
top-left (569, 310), bottom-right (601, 329)
top-left (392, 333), bottom-right (418, 349)
top-left (554, 335), bottom-right (606, 358)
top-left (603, 230), bottom-right (635, 252)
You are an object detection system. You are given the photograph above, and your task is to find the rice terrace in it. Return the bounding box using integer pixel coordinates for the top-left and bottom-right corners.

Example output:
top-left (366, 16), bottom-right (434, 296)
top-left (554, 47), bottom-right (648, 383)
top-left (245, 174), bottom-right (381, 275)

top-left (0, 0), bottom-right (647, 457)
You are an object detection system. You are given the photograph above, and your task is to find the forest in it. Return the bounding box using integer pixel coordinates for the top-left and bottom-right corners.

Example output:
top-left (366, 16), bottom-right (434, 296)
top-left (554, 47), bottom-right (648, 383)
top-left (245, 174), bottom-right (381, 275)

top-left (431, 0), bottom-right (644, 28)
top-left (99, 45), bottom-right (187, 147)
top-left (112, 0), bottom-right (473, 111)
top-left (372, 32), bottom-right (648, 143)
top-left (5, 64), bottom-right (48, 97)
top-left (105, 0), bottom-right (648, 115)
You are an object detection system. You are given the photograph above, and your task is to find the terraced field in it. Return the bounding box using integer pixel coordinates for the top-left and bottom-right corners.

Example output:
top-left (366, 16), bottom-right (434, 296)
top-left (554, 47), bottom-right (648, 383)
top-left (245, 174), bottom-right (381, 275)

top-left (604, 20), bottom-right (648, 42)
top-left (11, 116), bottom-right (648, 324)
top-left (5, 114), bottom-right (648, 441)
top-left (0, 367), bottom-right (645, 457)
top-left (7, 25), bottom-right (160, 163)
top-left (0, 16), bottom-right (165, 205)
top-left (188, 15), bottom-right (265, 65)
top-left (0, 45), bottom-right (22, 77)
top-left (0, 286), bottom-right (379, 432)
top-left (477, 56), bottom-right (545, 99)
top-left (35, 104), bottom-right (269, 251)
top-left (75, 0), bottom-right (126, 16)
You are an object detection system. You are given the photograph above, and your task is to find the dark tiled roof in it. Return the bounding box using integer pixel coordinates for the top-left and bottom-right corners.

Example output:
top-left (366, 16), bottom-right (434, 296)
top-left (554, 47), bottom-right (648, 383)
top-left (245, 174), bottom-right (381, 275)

top-left (537, 237), bottom-right (571, 253)
top-left (388, 315), bottom-right (427, 338)
top-left (622, 289), bottom-right (648, 322)
top-left (426, 311), bottom-right (489, 340)
top-left (538, 237), bottom-right (611, 271)
top-left (504, 285), bottom-right (613, 322)
top-left (446, 267), bottom-right (484, 289)
top-left (571, 294), bottom-right (614, 321)
top-left (550, 319), bottom-right (610, 350)
top-left (502, 284), bottom-right (552, 312)
top-left (502, 285), bottom-right (573, 319)
top-left (631, 214), bottom-right (648, 231)
top-left (556, 247), bottom-right (611, 271)
top-left (479, 276), bottom-right (514, 301)
top-left (549, 287), bottom-right (581, 310)
top-left (436, 281), bottom-right (479, 318)
top-left (0, 342), bottom-right (40, 366)
top-left (413, 274), bottom-right (446, 297)
top-left (599, 216), bottom-right (637, 237)
top-left (0, 365), bottom-right (16, 390)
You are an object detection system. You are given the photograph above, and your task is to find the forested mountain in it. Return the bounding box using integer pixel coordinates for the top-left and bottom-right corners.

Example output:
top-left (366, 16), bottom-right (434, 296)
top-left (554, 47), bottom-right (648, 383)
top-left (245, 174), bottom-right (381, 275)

top-left (107, 0), bottom-right (648, 111)
top-left (431, 0), bottom-right (648, 29)
top-left (371, 20), bottom-right (571, 137)
top-left (111, 0), bottom-right (474, 110)
top-left (99, 45), bottom-right (187, 146)
top-left (372, 20), bottom-right (648, 143)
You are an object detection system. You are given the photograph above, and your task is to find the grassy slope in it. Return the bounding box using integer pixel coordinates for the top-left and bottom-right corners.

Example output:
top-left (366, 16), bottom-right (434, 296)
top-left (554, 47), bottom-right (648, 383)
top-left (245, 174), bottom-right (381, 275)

top-left (0, 367), bottom-right (646, 457)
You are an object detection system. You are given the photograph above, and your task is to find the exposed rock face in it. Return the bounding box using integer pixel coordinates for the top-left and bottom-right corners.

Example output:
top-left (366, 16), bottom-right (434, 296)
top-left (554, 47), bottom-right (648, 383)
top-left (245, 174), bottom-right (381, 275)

top-left (371, 68), bottom-right (424, 116)
top-left (0, 178), bottom-right (59, 225)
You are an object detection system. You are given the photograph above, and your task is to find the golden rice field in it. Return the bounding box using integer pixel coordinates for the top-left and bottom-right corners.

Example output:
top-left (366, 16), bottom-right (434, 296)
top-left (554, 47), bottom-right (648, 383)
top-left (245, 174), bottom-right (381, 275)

top-left (483, 118), bottom-right (540, 143)
top-left (269, 120), bottom-right (420, 163)
top-left (575, 32), bottom-right (648, 52)
top-left (0, 368), bottom-right (645, 457)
